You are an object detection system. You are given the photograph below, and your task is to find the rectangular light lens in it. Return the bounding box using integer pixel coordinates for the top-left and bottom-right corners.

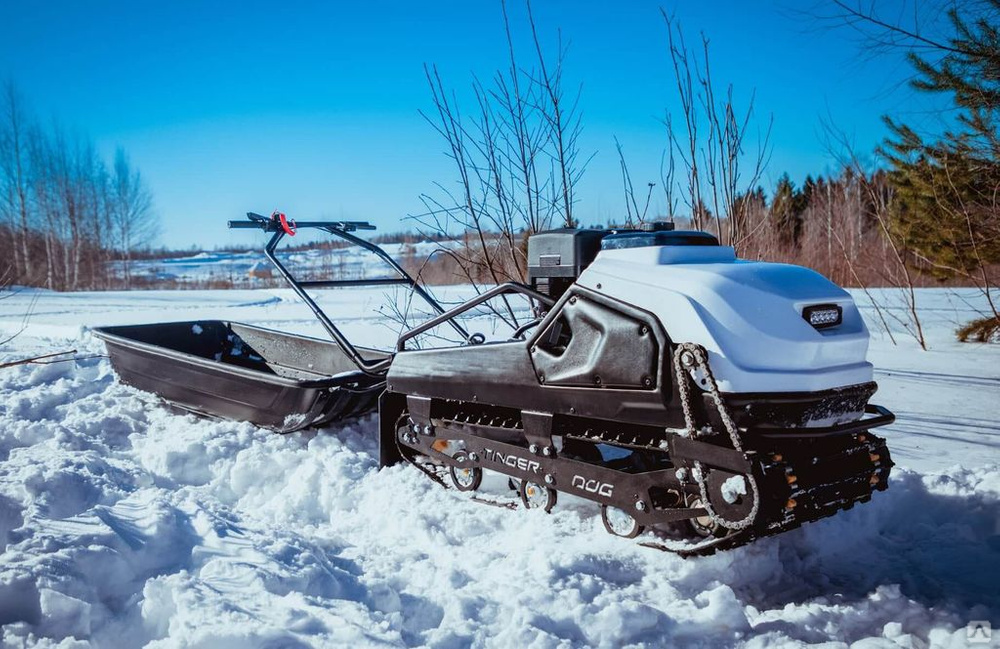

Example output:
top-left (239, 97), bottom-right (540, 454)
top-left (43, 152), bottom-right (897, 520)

top-left (803, 304), bottom-right (843, 329)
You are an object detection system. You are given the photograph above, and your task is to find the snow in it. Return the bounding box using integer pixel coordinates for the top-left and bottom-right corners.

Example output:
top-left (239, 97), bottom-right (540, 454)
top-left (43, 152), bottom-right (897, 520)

top-left (1, 284), bottom-right (998, 648)
top-left (721, 475), bottom-right (748, 505)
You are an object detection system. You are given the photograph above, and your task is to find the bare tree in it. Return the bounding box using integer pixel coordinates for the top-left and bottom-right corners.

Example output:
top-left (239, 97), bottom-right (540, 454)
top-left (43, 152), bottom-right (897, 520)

top-left (662, 14), bottom-right (705, 231)
top-left (0, 82), bottom-right (33, 283)
top-left (110, 148), bottom-right (156, 288)
top-left (615, 137), bottom-right (655, 227)
top-left (660, 137), bottom-right (679, 221)
top-left (525, 0), bottom-right (583, 229)
top-left (822, 122), bottom-right (928, 349)
top-left (411, 0), bottom-right (590, 329)
top-left (659, 12), bottom-right (771, 249)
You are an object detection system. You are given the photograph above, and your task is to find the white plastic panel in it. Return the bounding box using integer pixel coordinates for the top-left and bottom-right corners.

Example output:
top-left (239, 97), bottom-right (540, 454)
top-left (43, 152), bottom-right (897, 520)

top-left (577, 248), bottom-right (873, 394)
top-left (599, 246), bottom-right (737, 265)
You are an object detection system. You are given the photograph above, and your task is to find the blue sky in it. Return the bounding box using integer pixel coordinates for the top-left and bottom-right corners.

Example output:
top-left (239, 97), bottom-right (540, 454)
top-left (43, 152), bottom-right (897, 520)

top-left (0, 1), bottom-right (945, 248)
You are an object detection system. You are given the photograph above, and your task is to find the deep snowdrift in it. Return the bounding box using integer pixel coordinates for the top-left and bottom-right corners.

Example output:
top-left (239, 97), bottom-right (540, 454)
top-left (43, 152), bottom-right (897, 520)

top-left (1, 287), bottom-right (998, 648)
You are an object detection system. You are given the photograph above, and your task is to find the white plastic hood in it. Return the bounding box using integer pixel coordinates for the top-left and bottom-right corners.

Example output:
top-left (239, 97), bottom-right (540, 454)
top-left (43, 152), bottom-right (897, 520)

top-left (576, 246), bottom-right (873, 394)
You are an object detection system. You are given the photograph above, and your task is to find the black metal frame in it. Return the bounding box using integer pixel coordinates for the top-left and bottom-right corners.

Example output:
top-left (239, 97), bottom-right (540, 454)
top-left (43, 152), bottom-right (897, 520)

top-left (229, 211), bottom-right (471, 375)
top-left (748, 404), bottom-right (895, 439)
top-left (395, 282), bottom-right (555, 352)
top-left (398, 418), bottom-right (705, 526)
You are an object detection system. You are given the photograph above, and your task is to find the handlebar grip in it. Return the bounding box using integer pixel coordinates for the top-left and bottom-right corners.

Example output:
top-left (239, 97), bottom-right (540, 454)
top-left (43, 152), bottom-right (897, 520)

top-left (228, 221), bottom-right (264, 229)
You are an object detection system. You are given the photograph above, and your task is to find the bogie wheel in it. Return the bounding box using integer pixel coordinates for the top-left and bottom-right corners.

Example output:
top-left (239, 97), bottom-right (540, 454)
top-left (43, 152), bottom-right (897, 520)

top-left (519, 480), bottom-right (557, 512)
top-left (449, 451), bottom-right (483, 492)
top-left (687, 497), bottom-right (727, 538)
top-left (600, 504), bottom-right (644, 539)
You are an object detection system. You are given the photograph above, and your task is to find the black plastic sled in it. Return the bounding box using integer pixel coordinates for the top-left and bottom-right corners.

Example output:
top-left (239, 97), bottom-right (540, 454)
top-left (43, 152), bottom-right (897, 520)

top-left (94, 212), bottom-right (466, 432)
top-left (93, 320), bottom-right (387, 432)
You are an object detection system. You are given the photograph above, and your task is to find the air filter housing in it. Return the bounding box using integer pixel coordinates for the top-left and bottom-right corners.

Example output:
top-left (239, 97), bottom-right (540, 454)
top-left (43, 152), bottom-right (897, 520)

top-left (527, 228), bottom-right (608, 300)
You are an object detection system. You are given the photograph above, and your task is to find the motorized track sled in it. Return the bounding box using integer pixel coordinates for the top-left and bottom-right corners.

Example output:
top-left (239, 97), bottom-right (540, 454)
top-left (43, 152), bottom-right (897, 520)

top-left (97, 211), bottom-right (895, 555)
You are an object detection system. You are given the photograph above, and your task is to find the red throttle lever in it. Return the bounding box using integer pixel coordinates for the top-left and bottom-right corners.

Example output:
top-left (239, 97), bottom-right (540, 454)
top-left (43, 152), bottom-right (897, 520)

top-left (272, 210), bottom-right (296, 236)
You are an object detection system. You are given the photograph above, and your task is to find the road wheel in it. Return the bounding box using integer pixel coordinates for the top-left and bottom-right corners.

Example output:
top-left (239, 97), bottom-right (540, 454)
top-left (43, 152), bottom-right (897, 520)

top-left (601, 504), bottom-right (644, 539)
top-left (519, 480), bottom-right (557, 512)
top-left (448, 451), bottom-right (482, 492)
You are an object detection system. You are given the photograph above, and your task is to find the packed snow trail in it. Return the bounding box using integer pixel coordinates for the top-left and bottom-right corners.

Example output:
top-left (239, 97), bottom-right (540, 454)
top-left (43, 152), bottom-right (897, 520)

top-left (1, 287), bottom-right (999, 647)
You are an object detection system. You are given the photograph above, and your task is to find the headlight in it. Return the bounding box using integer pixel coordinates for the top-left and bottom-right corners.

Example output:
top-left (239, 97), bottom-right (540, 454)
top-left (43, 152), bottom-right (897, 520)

top-left (803, 304), bottom-right (843, 329)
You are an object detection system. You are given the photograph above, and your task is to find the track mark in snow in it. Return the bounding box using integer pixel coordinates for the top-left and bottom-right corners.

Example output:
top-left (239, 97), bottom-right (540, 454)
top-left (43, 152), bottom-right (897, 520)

top-left (889, 411), bottom-right (1000, 450)
top-left (895, 412), bottom-right (1000, 434)
top-left (232, 294), bottom-right (285, 309)
top-left (875, 367), bottom-right (1000, 389)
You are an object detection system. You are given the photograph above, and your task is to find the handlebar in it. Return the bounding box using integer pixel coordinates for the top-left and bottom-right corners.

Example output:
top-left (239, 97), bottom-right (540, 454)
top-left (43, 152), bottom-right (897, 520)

top-left (228, 212), bottom-right (376, 233)
top-left (221, 208), bottom-right (461, 375)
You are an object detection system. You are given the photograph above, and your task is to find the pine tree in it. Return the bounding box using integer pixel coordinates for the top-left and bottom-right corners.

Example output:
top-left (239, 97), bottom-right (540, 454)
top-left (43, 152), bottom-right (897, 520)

top-left (771, 173), bottom-right (806, 246)
top-left (802, 175), bottom-right (817, 206)
top-left (880, 1), bottom-right (1000, 336)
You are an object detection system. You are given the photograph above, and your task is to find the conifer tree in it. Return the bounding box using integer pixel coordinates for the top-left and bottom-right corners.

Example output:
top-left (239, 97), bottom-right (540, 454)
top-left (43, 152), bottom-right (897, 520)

top-left (771, 173), bottom-right (806, 246)
top-left (879, 1), bottom-right (1000, 335)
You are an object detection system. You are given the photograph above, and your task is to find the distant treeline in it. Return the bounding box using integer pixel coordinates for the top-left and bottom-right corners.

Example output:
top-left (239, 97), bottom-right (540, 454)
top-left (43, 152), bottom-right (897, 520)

top-left (392, 166), bottom-right (969, 291)
top-left (126, 230), bottom-right (453, 261)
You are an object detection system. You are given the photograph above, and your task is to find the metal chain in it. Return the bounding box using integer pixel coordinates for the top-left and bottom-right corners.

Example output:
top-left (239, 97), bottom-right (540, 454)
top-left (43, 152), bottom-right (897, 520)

top-left (672, 343), bottom-right (760, 531)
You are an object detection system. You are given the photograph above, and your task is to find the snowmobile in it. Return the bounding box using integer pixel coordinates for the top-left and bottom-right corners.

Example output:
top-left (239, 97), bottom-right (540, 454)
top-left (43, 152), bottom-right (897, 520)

top-left (95, 211), bottom-right (894, 554)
